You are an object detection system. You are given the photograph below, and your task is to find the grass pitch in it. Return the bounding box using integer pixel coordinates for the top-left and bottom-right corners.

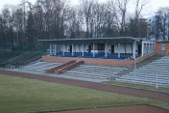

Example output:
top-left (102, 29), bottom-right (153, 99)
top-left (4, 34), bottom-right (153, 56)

top-left (104, 81), bottom-right (169, 93)
top-left (0, 74), bottom-right (169, 113)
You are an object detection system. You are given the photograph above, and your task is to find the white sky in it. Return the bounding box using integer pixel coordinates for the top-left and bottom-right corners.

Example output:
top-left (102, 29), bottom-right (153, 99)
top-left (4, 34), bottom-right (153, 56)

top-left (0, 0), bottom-right (169, 17)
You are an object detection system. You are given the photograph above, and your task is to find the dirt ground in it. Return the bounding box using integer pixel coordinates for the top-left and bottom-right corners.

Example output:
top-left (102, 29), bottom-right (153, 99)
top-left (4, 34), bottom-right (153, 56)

top-left (0, 69), bottom-right (169, 113)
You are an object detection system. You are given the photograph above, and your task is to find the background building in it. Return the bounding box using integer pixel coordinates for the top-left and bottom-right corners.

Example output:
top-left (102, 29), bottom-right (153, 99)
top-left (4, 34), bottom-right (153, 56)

top-left (138, 18), bottom-right (147, 38)
top-left (147, 15), bottom-right (169, 41)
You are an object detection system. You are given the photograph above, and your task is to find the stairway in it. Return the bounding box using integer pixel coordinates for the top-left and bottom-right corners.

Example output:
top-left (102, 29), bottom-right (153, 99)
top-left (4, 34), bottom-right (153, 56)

top-left (45, 60), bottom-right (84, 74)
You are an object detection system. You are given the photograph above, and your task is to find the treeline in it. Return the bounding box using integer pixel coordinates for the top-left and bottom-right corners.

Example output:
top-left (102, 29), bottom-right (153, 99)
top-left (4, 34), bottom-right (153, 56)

top-left (0, 0), bottom-right (149, 48)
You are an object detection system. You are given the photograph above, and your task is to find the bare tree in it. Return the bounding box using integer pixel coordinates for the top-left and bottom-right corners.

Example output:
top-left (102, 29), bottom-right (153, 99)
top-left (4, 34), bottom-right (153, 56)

top-left (68, 7), bottom-right (85, 38)
top-left (0, 5), bottom-right (15, 48)
top-left (80, 0), bottom-right (94, 38)
top-left (108, 0), bottom-right (130, 36)
top-left (156, 7), bottom-right (169, 40)
top-left (131, 0), bottom-right (150, 37)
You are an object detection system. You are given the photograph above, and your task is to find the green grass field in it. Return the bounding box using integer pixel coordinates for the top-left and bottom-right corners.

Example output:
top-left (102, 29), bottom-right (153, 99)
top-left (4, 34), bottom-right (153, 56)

top-left (0, 74), bottom-right (169, 113)
top-left (104, 81), bottom-right (169, 93)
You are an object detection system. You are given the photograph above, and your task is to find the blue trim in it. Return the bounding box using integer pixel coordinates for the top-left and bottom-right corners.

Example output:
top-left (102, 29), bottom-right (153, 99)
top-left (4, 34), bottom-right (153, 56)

top-left (51, 52), bottom-right (131, 59)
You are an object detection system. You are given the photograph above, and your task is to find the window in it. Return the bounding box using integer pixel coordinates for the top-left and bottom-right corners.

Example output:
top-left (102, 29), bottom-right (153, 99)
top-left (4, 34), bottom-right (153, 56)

top-left (97, 44), bottom-right (104, 50)
top-left (161, 44), bottom-right (165, 50)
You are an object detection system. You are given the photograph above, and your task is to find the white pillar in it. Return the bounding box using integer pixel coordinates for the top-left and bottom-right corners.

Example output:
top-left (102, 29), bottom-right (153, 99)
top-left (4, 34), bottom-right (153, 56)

top-left (141, 42), bottom-right (144, 56)
top-left (105, 43), bottom-right (108, 57)
top-left (72, 44), bottom-right (74, 56)
top-left (50, 44), bottom-right (52, 55)
top-left (93, 43), bottom-right (95, 57)
top-left (146, 43), bottom-right (149, 54)
top-left (148, 43), bottom-right (150, 54)
top-left (133, 41), bottom-right (136, 59)
top-left (82, 43), bottom-right (84, 57)
top-left (144, 43), bottom-right (146, 55)
top-left (149, 43), bottom-right (151, 54)
top-left (54, 44), bottom-right (57, 55)
top-left (63, 44), bottom-right (65, 56)
top-left (153, 43), bottom-right (155, 52)
top-left (152, 43), bottom-right (155, 53)
top-left (118, 43), bottom-right (121, 58)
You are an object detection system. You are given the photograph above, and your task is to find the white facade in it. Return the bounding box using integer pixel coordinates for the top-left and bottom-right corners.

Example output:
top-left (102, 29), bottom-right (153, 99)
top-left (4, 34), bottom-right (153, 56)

top-left (49, 40), bottom-right (155, 59)
top-left (55, 43), bottom-right (135, 54)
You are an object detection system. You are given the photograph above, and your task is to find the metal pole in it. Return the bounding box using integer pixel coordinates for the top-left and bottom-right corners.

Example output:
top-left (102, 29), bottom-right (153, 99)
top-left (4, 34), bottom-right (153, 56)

top-left (134, 58), bottom-right (136, 86)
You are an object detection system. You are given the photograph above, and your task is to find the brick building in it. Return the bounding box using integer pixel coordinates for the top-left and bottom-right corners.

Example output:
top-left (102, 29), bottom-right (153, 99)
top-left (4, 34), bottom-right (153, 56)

top-left (156, 41), bottom-right (169, 55)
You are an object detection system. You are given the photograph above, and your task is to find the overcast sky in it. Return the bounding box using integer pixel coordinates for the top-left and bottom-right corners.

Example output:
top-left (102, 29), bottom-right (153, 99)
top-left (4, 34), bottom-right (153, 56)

top-left (0, 0), bottom-right (169, 17)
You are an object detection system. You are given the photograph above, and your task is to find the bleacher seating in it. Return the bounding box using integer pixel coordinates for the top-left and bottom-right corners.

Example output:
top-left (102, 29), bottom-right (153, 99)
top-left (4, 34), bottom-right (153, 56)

top-left (19, 61), bottom-right (127, 80)
top-left (61, 65), bottom-right (127, 79)
top-left (0, 51), bottom-right (46, 68)
top-left (21, 62), bottom-right (61, 72)
top-left (117, 55), bottom-right (169, 87)
top-left (0, 51), bottom-right (23, 67)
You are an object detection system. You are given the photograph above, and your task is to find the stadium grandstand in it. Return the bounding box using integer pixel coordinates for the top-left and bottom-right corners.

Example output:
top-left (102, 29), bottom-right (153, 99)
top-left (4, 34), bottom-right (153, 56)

top-left (0, 37), bottom-right (169, 88)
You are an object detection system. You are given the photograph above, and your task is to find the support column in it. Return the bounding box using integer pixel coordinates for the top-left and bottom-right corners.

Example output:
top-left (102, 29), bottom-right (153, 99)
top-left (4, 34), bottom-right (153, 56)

top-left (144, 43), bottom-right (146, 55)
top-left (153, 43), bottom-right (155, 52)
top-left (72, 44), bottom-right (74, 56)
top-left (82, 43), bottom-right (84, 57)
top-left (152, 43), bottom-right (155, 53)
top-left (93, 43), bottom-right (95, 57)
top-left (50, 44), bottom-right (52, 55)
top-left (63, 44), bottom-right (65, 56)
top-left (133, 41), bottom-right (136, 59)
top-left (118, 43), bottom-right (121, 58)
top-left (149, 43), bottom-right (151, 54)
top-left (147, 43), bottom-right (150, 54)
top-left (105, 43), bottom-right (108, 57)
top-left (146, 43), bottom-right (149, 54)
top-left (54, 44), bottom-right (57, 55)
top-left (141, 42), bottom-right (144, 56)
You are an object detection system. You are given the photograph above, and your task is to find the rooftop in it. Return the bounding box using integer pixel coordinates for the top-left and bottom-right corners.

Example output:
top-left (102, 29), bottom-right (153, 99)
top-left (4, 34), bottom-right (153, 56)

top-left (38, 37), bottom-right (144, 44)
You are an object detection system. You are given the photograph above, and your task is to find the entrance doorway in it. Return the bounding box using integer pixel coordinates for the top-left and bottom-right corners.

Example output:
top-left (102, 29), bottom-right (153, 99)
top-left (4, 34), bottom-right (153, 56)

top-left (69, 45), bottom-right (72, 52)
top-left (138, 45), bottom-right (142, 55)
top-left (88, 45), bottom-right (92, 52)
top-left (111, 45), bottom-right (114, 54)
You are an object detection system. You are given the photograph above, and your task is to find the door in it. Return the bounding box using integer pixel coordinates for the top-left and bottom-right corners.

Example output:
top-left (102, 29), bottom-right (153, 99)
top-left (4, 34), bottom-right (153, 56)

top-left (111, 45), bottom-right (114, 54)
top-left (88, 45), bottom-right (91, 52)
top-left (138, 45), bottom-right (141, 55)
top-left (69, 45), bottom-right (72, 52)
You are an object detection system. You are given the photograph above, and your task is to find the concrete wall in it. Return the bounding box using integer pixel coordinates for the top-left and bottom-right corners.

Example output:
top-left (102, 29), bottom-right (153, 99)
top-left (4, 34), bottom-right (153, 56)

top-left (136, 52), bottom-right (155, 63)
top-left (42, 56), bottom-right (133, 66)
top-left (42, 53), bottom-right (155, 67)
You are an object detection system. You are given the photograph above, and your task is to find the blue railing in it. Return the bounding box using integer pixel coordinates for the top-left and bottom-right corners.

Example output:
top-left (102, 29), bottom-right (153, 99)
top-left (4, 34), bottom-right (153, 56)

top-left (50, 52), bottom-right (133, 59)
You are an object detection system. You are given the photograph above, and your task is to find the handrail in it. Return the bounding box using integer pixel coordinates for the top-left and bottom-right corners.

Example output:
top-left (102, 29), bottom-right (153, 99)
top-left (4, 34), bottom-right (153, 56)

top-left (45, 60), bottom-right (76, 73)
top-left (55, 61), bottom-right (84, 74)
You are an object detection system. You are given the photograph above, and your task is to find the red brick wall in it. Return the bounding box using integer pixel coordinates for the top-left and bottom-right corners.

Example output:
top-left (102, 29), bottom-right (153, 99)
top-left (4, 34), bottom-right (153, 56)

top-left (136, 53), bottom-right (155, 63)
top-left (156, 42), bottom-right (169, 54)
top-left (42, 56), bottom-right (133, 67)
top-left (42, 53), bottom-right (155, 67)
